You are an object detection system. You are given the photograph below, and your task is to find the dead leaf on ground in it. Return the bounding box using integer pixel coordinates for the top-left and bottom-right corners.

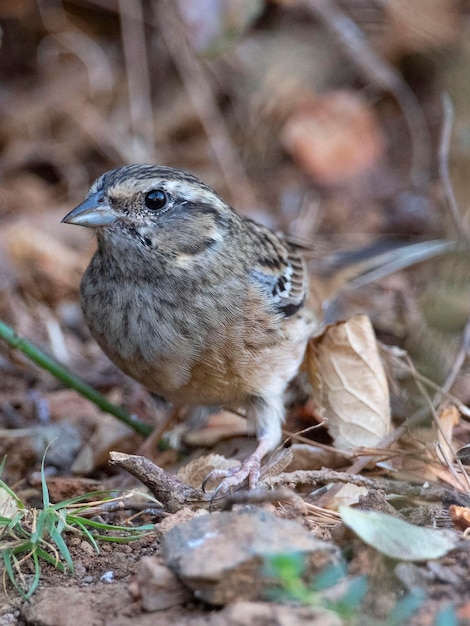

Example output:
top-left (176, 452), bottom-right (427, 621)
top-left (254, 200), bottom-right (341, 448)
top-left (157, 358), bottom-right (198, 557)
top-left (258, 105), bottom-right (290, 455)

top-left (281, 90), bottom-right (385, 185)
top-left (308, 315), bottom-right (391, 453)
top-left (436, 404), bottom-right (460, 466)
top-left (71, 415), bottom-right (139, 475)
top-left (4, 220), bottom-right (87, 304)
top-left (340, 506), bottom-right (460, 561)
top-left (449, 505), bottom-right (470, 531)
top-left (177, 454), bottom-right (238, 489)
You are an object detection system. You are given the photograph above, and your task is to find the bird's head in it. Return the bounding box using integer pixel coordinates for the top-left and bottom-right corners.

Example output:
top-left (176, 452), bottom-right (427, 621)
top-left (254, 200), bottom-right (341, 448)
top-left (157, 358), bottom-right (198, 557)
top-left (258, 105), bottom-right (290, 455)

top-left (62, 164), bottom-right (232, 256)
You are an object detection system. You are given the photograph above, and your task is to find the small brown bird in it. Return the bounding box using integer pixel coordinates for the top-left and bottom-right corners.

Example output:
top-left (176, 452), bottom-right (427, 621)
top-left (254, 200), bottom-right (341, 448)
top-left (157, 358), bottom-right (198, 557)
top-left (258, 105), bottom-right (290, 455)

top-left (62, 164), bottom-right (317, 494)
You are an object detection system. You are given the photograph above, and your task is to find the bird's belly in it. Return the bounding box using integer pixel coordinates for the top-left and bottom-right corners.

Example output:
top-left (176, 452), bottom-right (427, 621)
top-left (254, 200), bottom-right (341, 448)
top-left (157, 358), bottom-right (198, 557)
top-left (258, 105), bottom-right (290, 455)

top-left (82, 294), bottom-right (243, 405)
top-left (98, 337), bottom-right (247, 406)
top-left (90, 316), bottom-right (309, 409)
top-left (81, 274), bottom-right (314, 408)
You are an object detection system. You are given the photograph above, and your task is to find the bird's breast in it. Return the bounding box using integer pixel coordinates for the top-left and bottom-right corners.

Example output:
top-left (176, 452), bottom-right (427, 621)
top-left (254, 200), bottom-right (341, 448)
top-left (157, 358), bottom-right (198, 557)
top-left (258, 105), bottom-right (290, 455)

top-left (79, 255), bottom-right (314, 407)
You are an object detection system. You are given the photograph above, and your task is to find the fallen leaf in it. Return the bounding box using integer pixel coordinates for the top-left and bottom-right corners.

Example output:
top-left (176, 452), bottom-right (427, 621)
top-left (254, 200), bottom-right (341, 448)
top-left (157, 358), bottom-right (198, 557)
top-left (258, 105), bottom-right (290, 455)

top-left (436, 404), bottom-right (460, 466)
top-left (308, 315), bottom-right (390, 453)
top-left (281, 91), bottom-right (384, 185)
top-left (4, 220), bottom-right (86, 304)
top-left (0, 484), bottom-right (20, 519)
top-left (449, 505), bottom-right (470, 531)
top-left (340, 506), bottom-right (460, 561)
top-left (177, 454), bottom-right (238, 489)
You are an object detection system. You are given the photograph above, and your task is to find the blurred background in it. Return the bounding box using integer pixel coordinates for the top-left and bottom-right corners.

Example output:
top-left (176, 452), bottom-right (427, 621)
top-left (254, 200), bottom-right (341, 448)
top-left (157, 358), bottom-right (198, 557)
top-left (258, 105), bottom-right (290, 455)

top-left (1, 0), bottom-right (469, 482)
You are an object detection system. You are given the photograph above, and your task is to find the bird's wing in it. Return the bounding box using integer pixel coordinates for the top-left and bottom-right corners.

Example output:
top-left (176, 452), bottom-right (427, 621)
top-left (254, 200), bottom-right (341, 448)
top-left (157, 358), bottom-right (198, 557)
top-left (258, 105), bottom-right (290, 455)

top-left (249, 229), bottom-right (308, 318)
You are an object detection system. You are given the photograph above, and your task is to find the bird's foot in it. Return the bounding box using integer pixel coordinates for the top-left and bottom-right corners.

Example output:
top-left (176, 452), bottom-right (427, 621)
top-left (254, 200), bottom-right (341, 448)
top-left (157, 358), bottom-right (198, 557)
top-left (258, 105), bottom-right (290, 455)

top-left (202, 453), bottom-right (262, 499)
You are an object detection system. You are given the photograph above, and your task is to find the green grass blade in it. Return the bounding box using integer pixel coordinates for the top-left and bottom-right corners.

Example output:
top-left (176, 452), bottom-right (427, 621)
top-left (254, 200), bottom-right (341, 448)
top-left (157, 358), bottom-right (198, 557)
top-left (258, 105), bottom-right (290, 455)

top-left (40, 446), bottom-right (52, 509)
top-left (34, 545), bottom-right (66, 572)
top-left (26, 551), bottom-right (42, 599)
top-left (0, 320), bottom-right (151, 436)
top-left (48, 524), bottom-right (74, 573)
top-left (67, 515), bottom-right (154, 533)
top-left (69, 518), bottom-right (99, 553)
top-left (2, 549), bottom-right (29, 600)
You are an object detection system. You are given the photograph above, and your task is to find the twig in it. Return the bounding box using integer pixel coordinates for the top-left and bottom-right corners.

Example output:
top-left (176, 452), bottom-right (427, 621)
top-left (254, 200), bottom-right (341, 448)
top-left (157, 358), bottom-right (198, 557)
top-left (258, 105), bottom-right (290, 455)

top-left (154, 1), bottom-right (257, 211)
top-left (118, 0), bottom-right (157, 162)
top-left (109, 451), bottom-right (205, 511)
top-left (382, 344), bottom-right (470, 418)
top-left (304, 0), bottom-right (431, 188)
top-left (437, 317), bottom-right (470, 402)
top-left (439, 94), bottom-right (466, 235)
top-left (219, 488), bottom-right (297, 511)
top-left (265, 467), bottom-right (470, 507)
top-left (0, 320), bottom-right (152, 437)
top-left (404, 353), bottom-right (470, 493)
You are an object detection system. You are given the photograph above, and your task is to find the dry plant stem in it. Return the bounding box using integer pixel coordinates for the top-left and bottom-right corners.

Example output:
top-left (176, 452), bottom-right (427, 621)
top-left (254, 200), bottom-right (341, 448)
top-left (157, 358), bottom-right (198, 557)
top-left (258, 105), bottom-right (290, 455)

top-left (266, 468), bottom-right (470, 507)
top-left (109, 449), bottom-right (294, 512)
top-left (154, 1), bottom-right (257, 210)
top-left (118, 0), bottom-right (157, 162)
top-left (137, 405), bottom-right (182, 459)
top-left (405, 354), bottom-right (470, 493)
top-left (283, 429), bottom-right (351, 458)
top-left (305, 0), bottom-right (430, 188)
top-left (78, 107), bottom-right (137, 163)
top-left (438, 318), bottom-right (470, 401)
top-left (0, 320), bottom-right (152, 437)
top-left (109, 452), bottom-right (205, 512)
top-left (78, 501), bottom-right (166, 518)
top-left (219, 488), bottom-right (297, 511)
top-left (439, 94), bottom-right (466, 235)
top-left (317, 410), bottom-right (436, 506)
top-left (384, 345), bottom-right (470, 418)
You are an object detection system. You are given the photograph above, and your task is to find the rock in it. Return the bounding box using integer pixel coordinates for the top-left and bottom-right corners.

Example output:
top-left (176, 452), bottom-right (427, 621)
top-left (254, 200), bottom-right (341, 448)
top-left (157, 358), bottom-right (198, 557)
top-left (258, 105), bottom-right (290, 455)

top-left (20, 586), bottom-right (129, 626)
top-left (137, 557), bottom-right (193, 612)
top-left (161, 508), bottom-right (341, 605)
top-left (209, 601), bottom-right (342, 626)
top-left (22, 590), bottom-right (90, 626)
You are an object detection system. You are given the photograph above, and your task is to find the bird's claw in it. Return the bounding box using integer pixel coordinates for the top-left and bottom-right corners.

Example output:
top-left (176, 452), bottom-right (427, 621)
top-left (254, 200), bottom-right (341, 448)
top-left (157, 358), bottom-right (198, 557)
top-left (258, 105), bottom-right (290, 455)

top-left (202, 454), bottom-right (262, 501)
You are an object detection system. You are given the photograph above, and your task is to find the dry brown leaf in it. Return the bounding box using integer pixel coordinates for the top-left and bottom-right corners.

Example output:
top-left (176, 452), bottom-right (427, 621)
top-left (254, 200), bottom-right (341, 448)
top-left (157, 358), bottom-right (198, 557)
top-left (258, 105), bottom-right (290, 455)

top-left (324, 483), bottom-right (368, 511)
top-left (436, 404), bottom-right (460, 466)
top-left (71, 415), bottom-right (139, 475)
top-left (285, 443), bottom-right (348, 472)
top-left (177, 454), bottom-right (238, 489)
top-left (281, 90), bottom-right (384, 185)
top-left (308, 315), bottom-right (390, 453)
top-left (449, 504), bottom-right (470, 531)
top-left (182, 410), bottom-right (248, 447)
top-left (4, 220), bottom-right (87, 304)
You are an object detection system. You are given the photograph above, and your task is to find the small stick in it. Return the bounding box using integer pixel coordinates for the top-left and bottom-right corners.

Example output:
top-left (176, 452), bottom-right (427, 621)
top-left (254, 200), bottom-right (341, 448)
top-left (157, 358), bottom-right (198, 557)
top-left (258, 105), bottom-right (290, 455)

top-left (154, 1), bottom-right (257, 211)
top-left (439, 94), bottom-right (466, 234)
top-left (265, 467), bottom-right (470, 507)
top-left (109, 451), bottom-right (205, 512)
top-left (0, 320), bottom-right (152, 437)
top-left (118, 0), bottom-right (157, 162)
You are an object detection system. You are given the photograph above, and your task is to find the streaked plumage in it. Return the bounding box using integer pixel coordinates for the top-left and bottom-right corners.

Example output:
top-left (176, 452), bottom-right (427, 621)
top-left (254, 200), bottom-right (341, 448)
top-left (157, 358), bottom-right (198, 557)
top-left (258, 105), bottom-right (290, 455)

top-left (62, 164), bottom-right (317, 494)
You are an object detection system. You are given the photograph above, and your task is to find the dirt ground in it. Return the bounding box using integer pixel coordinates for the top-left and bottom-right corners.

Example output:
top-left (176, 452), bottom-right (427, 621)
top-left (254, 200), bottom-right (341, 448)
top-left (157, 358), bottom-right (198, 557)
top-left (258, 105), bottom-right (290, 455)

top-left (1, 1), bottom-right (470, 624)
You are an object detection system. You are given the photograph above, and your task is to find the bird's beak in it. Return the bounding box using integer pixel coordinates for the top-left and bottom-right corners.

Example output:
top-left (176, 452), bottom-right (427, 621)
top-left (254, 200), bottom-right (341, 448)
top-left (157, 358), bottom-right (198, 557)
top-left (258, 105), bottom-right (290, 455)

top-left (61, 191), bottom-right (118, 227)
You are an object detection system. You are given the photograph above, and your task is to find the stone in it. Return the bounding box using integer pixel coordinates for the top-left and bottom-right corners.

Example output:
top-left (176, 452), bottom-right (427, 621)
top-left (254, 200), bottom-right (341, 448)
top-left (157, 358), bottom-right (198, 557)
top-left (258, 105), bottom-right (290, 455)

top-left (137, 557), bottom-right (193, 612)
top-left (162, 508), bottom-right (341, 605)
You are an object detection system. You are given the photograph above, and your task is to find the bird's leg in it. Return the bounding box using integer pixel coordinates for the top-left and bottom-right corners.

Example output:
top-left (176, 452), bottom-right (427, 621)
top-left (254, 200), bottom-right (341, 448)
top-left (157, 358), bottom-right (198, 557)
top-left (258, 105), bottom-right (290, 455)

top-left (202, 395), bottom-right (284, 497)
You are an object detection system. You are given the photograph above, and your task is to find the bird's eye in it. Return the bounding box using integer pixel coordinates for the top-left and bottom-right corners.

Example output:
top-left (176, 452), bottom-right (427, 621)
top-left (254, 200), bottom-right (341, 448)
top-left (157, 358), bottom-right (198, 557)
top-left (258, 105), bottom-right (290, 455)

top-left (144, 189), bottom-right (167, 211)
